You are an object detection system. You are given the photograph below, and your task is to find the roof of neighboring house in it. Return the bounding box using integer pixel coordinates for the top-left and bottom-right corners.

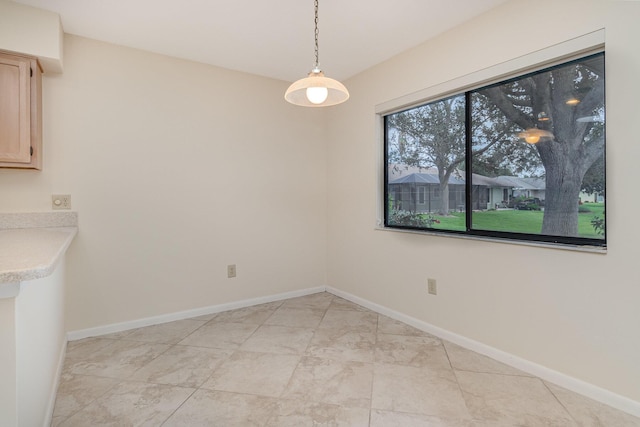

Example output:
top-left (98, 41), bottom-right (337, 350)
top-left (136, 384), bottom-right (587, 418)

top-left (389, 173), bottom-right (465, 185)
top-left (470, 174), bottom-right (499, 186)
top-left (387, 164), bottom-right (436, 180)
top-left (387, 164), bottom-right (546, 190)
top-left (494, 176), bottom-right (545, 190)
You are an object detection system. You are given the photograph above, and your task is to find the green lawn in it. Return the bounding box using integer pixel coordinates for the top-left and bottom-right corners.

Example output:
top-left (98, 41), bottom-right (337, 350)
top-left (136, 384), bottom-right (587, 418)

top-left (421, 203), bottom-right (605, 238)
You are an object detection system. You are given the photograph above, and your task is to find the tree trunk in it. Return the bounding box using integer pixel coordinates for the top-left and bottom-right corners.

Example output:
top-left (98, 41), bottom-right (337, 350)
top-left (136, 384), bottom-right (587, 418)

top-left (541, 161), bottom-right (584, 237)
top-left (439, 182), bottom-right (450, 215)
top-left (481, 58), bottom-right (605, 239)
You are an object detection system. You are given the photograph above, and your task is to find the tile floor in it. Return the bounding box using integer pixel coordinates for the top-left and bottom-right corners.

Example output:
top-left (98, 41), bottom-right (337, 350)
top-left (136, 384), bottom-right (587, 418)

top-left (52, 292), bottom-right (640, 426)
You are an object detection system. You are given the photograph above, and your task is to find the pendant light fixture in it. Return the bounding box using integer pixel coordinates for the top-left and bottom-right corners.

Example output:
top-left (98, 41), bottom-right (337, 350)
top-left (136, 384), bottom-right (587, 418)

top-left (518, 127), bottom-right (554, 144)
top-left (285, 0), bottom-right (349, 107)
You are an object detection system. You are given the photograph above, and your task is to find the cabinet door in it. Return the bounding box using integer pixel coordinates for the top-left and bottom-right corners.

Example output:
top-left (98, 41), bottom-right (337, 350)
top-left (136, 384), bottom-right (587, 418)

top-left (0, 54), bottom-right (31, 163)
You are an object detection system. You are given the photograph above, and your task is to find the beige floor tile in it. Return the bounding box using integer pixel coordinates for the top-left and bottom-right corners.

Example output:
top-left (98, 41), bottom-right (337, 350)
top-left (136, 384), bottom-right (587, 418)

top-left (65, 340), bottom-right (171, 379)
top-left (455, 370), bottom-right (577, 426)
top-left (121, 319), bottom-right (206, 344)
top-left (177, 321), bottom-right (259, 349)
top-left (280, 293), bottom-right (335, 310)
top-left (318, 309), bottom-right (379, 334)
top-left (50, 415), bottom-right (67, 427)
top-left (329, 297), bottom-right (370, 312)
top-left (370, 410), bottom-right (481, 427)
top-left (377, 315), bottom-right (431, 337)
top-left (202, 351), bottom-right (301, 397)
top-left (240, 324), bottom-right (315, 355)
top-left (58, 381), bottom-right (194, 426)
top-left (52, 373), bottom-right (119, 419)
top-left (546, 382), bottom-right (640, 427)
top-left (130, 345), bottom-right (233, 388)
top-left (266, 400), bottom-right (370, 426)
top-left (65, 337), bottom-right (118, 360)
top-left (53, 293), bottom-right (636, 426)
top-left (307, 329), bottom-right (376, 363)
top-left (283, 356), bottom-right (373, 409)
top-left (375, 333), bottom-right (450, 370)
top-left (213, 301), bottom-right (283, 324)
top-left (444, 341), bottom-right (531, 376)
top-left (99, 329), bottom-right (136, 340)
top-left (264, 306), bottom-right (327, 328)
top-left (372, 363), bottom-right (471, 419)
top-left (188, 312), bottom-right (217, 321)
top-left (163, 389), bottom-right (278, 427)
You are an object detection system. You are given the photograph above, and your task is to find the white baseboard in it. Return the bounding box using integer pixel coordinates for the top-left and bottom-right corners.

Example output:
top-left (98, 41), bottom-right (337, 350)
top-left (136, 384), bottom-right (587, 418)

top-left (326, 286), bottom-right (640, 418)
top-left (67, 286), bottom-right (325, 341)
top-left (44, 336), bottom-right (67, 427)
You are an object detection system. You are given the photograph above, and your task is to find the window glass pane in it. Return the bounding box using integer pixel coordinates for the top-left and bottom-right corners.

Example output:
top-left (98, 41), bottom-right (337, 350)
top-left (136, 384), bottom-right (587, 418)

top-left (470, 53), bottom-right (605, 240)
top-left (386, 95), bottom-right (466, 231)
top-left (383, 52), bottom-right (605, 246)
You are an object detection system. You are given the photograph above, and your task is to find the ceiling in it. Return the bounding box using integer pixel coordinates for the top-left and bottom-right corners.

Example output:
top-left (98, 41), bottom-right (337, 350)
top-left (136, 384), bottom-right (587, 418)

top-left (13, 0), bottom-right (509, 82)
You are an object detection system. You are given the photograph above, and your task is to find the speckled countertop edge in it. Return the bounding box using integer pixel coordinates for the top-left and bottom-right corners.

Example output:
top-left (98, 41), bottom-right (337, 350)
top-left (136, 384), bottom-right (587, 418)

top-left (0, 211), bottom-right (77, 229)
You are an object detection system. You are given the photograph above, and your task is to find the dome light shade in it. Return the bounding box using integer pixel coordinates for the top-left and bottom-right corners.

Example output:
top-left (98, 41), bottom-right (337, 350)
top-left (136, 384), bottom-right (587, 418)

top-left (285, 68), bottom-right (349, 107)
top-left (518, 128), bottom-right (554, 144)
top-left (284, 0), bottom-right (349, 108)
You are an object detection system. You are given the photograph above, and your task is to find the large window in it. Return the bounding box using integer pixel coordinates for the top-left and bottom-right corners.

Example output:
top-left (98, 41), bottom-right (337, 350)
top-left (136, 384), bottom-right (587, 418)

top-left (384, 52), bottom-right (606, 248)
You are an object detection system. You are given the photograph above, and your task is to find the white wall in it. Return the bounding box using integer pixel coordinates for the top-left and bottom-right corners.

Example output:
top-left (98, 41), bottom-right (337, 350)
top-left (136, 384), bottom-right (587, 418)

top-left (0, 0), bottom-right (63, 73)
top-left (327, 0), bottom-right (640, 406)
top-left (0, 34), bottom-right (328, 331)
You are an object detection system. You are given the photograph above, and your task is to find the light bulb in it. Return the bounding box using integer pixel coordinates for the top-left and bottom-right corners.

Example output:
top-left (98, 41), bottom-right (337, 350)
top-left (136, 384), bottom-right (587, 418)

top-left (306, 86), bottom-right (328, 105)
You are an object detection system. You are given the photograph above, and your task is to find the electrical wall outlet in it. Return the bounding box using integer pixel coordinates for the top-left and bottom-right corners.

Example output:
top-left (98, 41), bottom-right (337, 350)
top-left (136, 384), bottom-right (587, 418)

top-left (427, 278), bottom-right (437, 295)
top-left (52, 194), bottom-right (71, 210)
top-left (227, 264), bottom-right (237, 278)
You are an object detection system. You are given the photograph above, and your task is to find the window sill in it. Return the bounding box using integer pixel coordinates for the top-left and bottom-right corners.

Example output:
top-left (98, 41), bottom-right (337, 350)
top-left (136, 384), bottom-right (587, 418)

top-left (374, 225), bottom-right (607, 254)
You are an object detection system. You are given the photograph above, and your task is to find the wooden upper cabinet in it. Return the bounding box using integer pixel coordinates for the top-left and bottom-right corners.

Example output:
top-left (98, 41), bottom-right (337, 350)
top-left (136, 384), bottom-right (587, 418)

top-left (0, 51), bottom-right (42, 170)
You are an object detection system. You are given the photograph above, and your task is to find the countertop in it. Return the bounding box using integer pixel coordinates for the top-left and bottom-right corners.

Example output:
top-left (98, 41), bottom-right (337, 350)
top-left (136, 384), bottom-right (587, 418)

top-left (0, 227), bottom-right (77, 284)
top-left (0, 212), bottom-right (78, 285)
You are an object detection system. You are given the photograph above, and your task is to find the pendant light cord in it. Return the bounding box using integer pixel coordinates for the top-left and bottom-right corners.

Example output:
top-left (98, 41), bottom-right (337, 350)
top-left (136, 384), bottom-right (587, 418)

top-left (314, 0), bottom-right (320, 69)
